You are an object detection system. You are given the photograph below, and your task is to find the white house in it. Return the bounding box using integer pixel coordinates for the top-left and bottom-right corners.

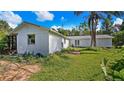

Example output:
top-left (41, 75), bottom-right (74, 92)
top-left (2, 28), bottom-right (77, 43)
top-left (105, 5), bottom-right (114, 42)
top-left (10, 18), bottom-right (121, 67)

top-left (68, 35), bottom-right (113, 47)
top-left (11, 22), bottom-right (69, 56)
top-left (9, 22), bottom-right (113, 56)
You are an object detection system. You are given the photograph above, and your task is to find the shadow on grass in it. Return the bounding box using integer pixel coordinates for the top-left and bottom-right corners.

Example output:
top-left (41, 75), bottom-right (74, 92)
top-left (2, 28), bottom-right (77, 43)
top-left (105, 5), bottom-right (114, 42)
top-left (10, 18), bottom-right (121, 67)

top-left (80, 48), bottom-right (98, 52)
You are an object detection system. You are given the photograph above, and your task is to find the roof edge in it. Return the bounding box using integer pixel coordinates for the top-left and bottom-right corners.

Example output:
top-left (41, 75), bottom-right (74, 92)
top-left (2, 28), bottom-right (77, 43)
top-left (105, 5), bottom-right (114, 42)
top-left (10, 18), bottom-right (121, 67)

top-left (11, 21), bottom-right (68, 39)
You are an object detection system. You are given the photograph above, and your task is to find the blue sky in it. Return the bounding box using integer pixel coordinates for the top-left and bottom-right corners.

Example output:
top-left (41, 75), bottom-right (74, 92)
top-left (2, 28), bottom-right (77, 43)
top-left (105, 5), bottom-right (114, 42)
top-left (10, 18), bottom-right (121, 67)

top-left (14, 11), bottom-right (89, 29)
top-left (0, 11), bottom-right (123, 30)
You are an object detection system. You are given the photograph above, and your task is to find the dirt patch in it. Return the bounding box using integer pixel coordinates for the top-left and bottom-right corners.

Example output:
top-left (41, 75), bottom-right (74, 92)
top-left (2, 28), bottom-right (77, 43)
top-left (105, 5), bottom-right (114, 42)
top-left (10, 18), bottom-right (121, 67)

top-left (0, 61), bottom-right (41, 81)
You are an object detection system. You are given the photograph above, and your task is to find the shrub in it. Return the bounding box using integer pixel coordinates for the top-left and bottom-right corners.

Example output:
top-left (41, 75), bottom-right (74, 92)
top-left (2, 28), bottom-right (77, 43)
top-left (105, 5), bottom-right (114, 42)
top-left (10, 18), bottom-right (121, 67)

top-left (110, 55), bottom-right (124, 80)
top-left (61, 47), bottom-right (75, 53)
top-left (111, 57), bottom-right (124, 71)
top-left (82, 47), bottom-right (101, 52)
top-left (112, 31), bottom-right (124, 46)
top-left (0, 31), bottom-right (8, 54)
top-left (119, 69), bottom-right (124, 80)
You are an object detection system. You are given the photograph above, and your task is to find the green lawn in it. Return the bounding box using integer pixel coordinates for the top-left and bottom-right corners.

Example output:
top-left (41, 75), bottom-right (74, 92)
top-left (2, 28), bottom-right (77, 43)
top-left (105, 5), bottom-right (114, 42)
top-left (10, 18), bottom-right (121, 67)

top-left (29, 47), bottom-right (124, 81)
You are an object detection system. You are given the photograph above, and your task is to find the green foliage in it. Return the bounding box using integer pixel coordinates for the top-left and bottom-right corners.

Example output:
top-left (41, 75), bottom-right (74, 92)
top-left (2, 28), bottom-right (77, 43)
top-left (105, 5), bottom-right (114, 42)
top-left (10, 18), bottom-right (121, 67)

top-left (30, 48), bottom-right (122, 80)
top-left (82, 47), bottom-right (101, 52)
top-left (0, 48), bottom-right (123, 81)
top-left (110, 54), bottom-right (124, 80)
top-left (120, 22), bottom-right (124, 31)
top-left (0, 31), bottom-right (8, 53)
top-left (74, 11), bottom-right (124, 47)
top-left (0, 20), bottom-right (11, 32)
top-left (61, 47), bottom-right (76, 53)
top-left (101, 15), bottom-right (113, 34)
top-left (111, 55), bottom-right (124, 71)
top-left (57, 22), bottom-right (90, 36)
top-left (102, 57), bottom-right (108, 66)
top-left (112, 31), bottom-right (124, 46)
top-left (83, 30), bottom-right (90, 35)
top-left (0, 20), bottom-right (13, 54)
top-left (58, 29), bottom-right (69, 36)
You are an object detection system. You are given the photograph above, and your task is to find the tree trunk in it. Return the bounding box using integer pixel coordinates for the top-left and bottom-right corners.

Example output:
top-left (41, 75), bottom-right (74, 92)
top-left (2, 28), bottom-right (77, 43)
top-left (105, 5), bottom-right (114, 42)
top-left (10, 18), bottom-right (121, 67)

top-left (90, 19), bottom-right (94, 47)
top-left (90, 18), bottom-right (96, 47)
top-left (93, 18), bottom-right (97, 47)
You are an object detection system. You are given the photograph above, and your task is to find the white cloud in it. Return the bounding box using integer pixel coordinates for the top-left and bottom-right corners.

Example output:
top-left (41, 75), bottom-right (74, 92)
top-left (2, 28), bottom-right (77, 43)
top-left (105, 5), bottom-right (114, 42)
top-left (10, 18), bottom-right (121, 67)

top-left (34, 11), bottom-right (54, 22)
top-left (61, 16), bottom-right (64, 21)
top-left (51, 25), bottom-right (61, 31)
top-left (113, 18), bottom-right (123, 25)
top-left (0, 11), bottom-right (22, 28)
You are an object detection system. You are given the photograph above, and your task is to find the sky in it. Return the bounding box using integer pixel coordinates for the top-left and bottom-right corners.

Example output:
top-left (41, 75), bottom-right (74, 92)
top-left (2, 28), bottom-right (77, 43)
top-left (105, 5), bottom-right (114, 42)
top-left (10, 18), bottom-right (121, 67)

top-left (0, 11), bottom-right (123, 30)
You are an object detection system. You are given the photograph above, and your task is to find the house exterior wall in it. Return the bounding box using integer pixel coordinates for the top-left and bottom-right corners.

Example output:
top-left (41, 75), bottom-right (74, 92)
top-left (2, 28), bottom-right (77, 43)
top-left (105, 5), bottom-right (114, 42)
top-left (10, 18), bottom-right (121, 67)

top-left (79, 39), bottom-right (91, 47)
top-left (17, 25), bottom-right (49, 56)
top-left (96, 38), bottom-right (112, 47)
top-left (62, 38), bottom-right (69, 48)
top-left (70, 39), bottom-right (91, 47)
top-left (69, 38), bottom-right (112, 47)
top-left (49, 33), bottom-right (69, 54)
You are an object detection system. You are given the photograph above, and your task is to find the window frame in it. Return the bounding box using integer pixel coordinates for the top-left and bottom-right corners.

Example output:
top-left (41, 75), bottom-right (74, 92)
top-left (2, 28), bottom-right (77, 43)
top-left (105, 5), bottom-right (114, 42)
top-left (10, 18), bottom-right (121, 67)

top-left (28, 34), bottom-right (35, 45)
top-left (75, 40), bottom-right (80, 46)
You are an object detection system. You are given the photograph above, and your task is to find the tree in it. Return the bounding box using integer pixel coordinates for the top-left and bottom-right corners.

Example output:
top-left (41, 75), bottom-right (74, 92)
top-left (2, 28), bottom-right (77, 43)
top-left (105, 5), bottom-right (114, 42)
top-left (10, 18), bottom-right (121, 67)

top-left (101, 15), bottom-right (113, 34)
top-left (74, 11), bottom-right (124, 47)
top-left (0, 20), bottom-right (12, 53)
top-left (71, 27), bottom-right (80, 36)
top-left (0, 20), bottom-right (12, 32)
top-left (120, 21), bottom-right (124, 31)
top-left (79, 22), bottom-right (88, 31)
top-left (112, 31), bottom-right (124, 46)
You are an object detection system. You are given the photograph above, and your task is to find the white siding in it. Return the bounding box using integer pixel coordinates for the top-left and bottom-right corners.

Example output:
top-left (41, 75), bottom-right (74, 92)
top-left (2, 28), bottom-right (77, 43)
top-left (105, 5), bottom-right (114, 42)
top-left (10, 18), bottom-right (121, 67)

top-left (79, 39), bottom-right (91, 47)
top-left (96, 38), bottom-right (112, 47)
top-left (70, 39), bottom-right (90, 47)
top-left (49, 33), bottom-right (69, 54)
top-left (69, 38), bottom-right (112, 47)
top-left (17, 25), bottom-right (49, 56)
top-left (63, 38), bottom-right (69, 48)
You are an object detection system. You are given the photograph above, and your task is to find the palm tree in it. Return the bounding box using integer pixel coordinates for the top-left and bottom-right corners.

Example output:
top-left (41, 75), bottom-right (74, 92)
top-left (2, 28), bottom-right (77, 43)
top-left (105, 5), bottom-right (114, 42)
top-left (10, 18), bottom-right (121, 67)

top-left (79, 22), bottom-right (88, 31)
top-left (74, 11), bottom-right (124, 47)
top-left (102, 15), bottom-right (113, 34)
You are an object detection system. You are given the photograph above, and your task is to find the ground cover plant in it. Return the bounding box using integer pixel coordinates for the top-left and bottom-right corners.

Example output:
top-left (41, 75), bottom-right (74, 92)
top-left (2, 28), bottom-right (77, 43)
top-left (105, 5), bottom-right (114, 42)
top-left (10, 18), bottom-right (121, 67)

top-left (0, 47), bottom-right (123, 81)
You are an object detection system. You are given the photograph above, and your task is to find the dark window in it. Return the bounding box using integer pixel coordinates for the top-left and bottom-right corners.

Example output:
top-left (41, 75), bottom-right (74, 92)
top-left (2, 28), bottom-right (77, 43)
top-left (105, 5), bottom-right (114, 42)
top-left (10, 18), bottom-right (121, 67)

top-left (75, 40), bottom-right (80, 46)
top-left (61, 42), bottom-right (63, 48)
top-left (28, 34), bottom-right (35, 45)
top-left (78, 40), bottom-right (80, 45)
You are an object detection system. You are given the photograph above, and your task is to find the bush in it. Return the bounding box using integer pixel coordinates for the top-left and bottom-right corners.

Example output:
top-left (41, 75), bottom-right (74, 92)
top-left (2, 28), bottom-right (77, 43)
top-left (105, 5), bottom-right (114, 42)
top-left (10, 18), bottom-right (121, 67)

top-left (61, 47), bottom-right (75, 53)
top-left (111, 57), bottom-right (124, 71)
top-left (119, 69), bottom-right (124, 80)
top-left (0, 31), bottom-right (8, 54)
top-left (110, 55), bottom-right (124, 80)
top-left (112, 31), bottom-right (124, 46)
top-left (81, 47), bottom-right (101, 52)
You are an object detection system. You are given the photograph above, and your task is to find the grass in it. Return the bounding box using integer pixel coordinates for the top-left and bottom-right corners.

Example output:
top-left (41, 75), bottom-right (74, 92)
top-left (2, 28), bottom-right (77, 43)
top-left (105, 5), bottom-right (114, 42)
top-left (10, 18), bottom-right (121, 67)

top-left (0, 47), bottom-right (123, 81)
top-left (29, 47), bottom-right (124, 81)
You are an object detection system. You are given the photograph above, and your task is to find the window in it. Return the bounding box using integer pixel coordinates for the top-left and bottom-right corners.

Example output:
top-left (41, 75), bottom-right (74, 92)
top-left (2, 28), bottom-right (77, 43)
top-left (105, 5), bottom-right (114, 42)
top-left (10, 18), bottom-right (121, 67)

top-left (75, 40), bottom-right (80, 46)
top-left (78, 40), bottom-right (80, 45)
top-left (28, 34), bottom-right (35, 45)
top-left (61, 42), bottom-right (63, 48)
